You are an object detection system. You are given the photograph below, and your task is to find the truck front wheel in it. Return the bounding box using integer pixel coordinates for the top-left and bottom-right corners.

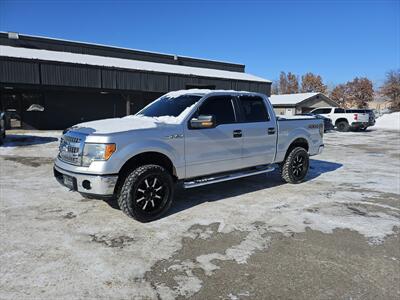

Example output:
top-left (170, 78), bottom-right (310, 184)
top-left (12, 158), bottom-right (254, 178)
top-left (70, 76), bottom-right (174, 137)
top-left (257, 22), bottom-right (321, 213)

top-left (280, 147), bottom-right (309, 184)
top-left (118, 164), bottom-right (174, 222)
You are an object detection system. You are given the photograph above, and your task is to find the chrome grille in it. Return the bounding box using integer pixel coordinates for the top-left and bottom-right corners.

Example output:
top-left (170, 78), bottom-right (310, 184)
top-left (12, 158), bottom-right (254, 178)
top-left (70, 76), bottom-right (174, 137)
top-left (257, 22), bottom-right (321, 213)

top-left (58, 132), bottom-right (84, 165)
top-left (63, 135), bottom-right (81, 144)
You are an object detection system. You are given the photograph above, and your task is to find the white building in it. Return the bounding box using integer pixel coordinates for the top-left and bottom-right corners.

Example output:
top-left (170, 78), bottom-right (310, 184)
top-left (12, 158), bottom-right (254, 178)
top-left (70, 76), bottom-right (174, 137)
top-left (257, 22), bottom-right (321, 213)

top-left (269, 92), bottom-right (338, 116)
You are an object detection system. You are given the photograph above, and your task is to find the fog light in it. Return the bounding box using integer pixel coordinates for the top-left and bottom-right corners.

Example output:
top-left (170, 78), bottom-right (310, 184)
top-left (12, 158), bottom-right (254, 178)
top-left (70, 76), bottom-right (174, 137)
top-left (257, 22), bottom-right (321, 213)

top-left (82, 180), bottom-right (91, 190)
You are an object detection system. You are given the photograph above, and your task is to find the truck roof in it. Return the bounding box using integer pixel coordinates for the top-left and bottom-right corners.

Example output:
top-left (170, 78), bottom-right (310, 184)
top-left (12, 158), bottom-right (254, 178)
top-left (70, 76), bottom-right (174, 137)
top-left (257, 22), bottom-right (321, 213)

top-left (164, 89), bottom-right (262, 98)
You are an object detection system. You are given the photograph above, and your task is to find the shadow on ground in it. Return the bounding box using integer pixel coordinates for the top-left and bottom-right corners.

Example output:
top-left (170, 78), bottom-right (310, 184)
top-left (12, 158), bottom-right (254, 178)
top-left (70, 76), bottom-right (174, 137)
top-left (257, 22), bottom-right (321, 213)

top-left (2, 134), bottom-right (58, 147)
top-left (102, 159), bottom-right (343, 219)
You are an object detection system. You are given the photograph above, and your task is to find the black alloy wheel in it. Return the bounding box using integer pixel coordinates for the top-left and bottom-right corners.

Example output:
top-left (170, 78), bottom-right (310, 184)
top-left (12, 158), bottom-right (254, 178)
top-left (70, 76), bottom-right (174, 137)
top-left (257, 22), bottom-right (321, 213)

top-left (118, 165), bottom-right (174, 222)
top-left (133, 174), bottom-right (169, 213)
top-left (291, 152), bottom-right (308, 180)
top-left (281, 147), bottom-right (310, 184)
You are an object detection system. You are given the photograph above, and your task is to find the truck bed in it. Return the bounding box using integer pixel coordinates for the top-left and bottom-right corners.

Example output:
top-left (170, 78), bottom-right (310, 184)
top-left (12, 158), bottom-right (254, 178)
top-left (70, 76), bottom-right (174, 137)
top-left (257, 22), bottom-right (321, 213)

top-left (275, 116), bottom-right (324, 162)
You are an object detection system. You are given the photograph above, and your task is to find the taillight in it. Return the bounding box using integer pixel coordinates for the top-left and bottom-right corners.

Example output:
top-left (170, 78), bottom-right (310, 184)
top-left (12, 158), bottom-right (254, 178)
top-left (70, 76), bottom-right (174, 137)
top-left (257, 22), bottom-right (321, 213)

top-left (354, 113), bottom-right (358, 121)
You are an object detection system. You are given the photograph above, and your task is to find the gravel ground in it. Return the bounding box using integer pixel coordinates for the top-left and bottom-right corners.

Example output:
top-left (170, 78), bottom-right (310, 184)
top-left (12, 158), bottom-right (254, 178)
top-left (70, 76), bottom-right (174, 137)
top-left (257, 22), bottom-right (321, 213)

top-left (0, 129), bottom-right (399, 299)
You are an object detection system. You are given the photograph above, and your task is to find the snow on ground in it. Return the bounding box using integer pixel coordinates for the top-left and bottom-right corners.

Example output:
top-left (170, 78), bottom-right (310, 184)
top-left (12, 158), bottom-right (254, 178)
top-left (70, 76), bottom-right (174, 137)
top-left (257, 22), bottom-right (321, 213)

top-left (373, 112), bottom-right (400, 131)
top-left (0, 129), bottom-right (399, 298)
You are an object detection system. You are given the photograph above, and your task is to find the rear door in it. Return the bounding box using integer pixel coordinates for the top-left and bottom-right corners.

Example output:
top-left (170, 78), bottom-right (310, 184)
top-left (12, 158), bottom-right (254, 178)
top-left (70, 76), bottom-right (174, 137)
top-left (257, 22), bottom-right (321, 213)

top-left (237, 95), bottom-right (277, 167)
top-left (184, 95), bottom-right (243, 178)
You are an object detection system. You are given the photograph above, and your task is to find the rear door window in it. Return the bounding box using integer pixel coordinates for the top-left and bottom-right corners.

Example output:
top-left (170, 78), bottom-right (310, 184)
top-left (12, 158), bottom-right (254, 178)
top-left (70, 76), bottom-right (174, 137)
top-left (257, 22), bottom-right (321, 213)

top-left (238, 95), bottom-right (269, 122)
top-left (197, 96), bottom-right (236, 125)
top-left (334, 108), bottom-right (345, 113)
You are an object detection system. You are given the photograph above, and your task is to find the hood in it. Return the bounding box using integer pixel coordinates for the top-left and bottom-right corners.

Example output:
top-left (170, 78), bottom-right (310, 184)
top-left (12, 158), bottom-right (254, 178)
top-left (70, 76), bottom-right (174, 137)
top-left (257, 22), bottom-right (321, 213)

top-left (70, 115), bottom-right (181, 135)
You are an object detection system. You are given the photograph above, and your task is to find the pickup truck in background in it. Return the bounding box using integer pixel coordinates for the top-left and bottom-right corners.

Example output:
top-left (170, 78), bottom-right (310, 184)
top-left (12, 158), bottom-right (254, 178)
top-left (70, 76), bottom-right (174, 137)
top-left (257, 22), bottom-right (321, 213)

top-left (347, 109), bottom-right (376, 129)
top-left (298, 113), bottom-right (334, 132)
top-left (310, 107), bottom-right (370, 131)
top-left (54, 90), bottom-right (324, 222)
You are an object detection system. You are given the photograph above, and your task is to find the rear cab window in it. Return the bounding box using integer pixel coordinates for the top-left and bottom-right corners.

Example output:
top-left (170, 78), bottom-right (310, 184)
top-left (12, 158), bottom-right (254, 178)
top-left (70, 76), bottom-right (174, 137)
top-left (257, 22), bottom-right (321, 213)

top-left (238, 95), bottom-right (269, 122)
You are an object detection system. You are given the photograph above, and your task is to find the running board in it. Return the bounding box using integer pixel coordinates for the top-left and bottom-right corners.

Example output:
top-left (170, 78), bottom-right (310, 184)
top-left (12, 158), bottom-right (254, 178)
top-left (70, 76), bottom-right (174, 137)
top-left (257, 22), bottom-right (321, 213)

top-left (183, 166), bottom-right (275, 189)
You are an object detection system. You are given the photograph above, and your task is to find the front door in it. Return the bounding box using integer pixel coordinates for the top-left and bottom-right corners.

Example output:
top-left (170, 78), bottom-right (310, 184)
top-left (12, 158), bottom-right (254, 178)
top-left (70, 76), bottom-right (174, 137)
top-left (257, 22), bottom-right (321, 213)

top-left (184, 95), bottom-right (243, 178)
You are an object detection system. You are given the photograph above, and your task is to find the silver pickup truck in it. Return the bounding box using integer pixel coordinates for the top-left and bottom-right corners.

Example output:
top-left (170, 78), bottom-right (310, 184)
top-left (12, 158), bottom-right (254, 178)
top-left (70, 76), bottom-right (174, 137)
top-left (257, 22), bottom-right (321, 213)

top-left (54, 90), bottom-right (324, 222)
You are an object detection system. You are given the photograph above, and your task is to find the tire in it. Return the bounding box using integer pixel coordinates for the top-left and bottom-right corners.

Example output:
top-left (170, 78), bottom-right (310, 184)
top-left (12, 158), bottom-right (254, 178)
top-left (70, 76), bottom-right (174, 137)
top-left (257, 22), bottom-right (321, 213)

top-left (118, 164), bottom-right (174, 222)
top-left (280, 147), bottom-right (310, 184)
top-left (360, 127), bottom-right (368, 131)
top-left (336, 121), bottom-right (349, 132)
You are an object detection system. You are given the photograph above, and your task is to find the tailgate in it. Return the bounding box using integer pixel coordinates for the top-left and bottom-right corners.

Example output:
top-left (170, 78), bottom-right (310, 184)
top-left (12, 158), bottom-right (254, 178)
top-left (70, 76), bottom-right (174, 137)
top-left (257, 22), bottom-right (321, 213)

top-left (353, 113), bottom-right (369, 122)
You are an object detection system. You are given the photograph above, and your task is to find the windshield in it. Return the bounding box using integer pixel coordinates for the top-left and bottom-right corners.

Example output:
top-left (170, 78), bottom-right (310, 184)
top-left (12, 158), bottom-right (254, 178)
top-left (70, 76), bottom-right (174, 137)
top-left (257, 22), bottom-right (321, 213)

top-left (137, 95), bottom-right (202, 118)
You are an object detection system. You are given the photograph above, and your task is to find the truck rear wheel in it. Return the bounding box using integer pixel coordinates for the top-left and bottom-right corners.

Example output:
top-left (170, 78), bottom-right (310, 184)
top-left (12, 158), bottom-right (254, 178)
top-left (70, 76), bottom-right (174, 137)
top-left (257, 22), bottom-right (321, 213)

top-left (280, 147), bottom-right (309, 184)
top-left (118, 164), bottom-right (174, 222)
top-left (336, 121), bottom-right (349, 132)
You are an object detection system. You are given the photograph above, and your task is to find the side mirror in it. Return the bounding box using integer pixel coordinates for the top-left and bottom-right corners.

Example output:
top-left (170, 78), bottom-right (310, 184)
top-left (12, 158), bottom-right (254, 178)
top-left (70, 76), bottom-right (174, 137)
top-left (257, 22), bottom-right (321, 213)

top-left (190, 115), bottom-right (216, 129)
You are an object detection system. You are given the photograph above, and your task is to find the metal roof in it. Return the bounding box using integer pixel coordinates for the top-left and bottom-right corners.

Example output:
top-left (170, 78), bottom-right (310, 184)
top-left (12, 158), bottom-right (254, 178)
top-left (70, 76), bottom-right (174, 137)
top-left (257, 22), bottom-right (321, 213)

top-left (0, 45), bottom-right (270, 83)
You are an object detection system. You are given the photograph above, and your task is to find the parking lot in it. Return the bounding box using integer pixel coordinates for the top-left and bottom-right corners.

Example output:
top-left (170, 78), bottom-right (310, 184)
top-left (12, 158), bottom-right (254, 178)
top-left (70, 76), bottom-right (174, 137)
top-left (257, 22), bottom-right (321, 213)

top-left (1, 129), bottom-right (399, 299)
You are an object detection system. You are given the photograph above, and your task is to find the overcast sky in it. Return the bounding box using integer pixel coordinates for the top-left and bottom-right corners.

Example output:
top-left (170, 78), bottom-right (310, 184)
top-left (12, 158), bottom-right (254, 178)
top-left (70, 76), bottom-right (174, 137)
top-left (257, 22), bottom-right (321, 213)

top-left (1, 0), bottom-right (398, 87)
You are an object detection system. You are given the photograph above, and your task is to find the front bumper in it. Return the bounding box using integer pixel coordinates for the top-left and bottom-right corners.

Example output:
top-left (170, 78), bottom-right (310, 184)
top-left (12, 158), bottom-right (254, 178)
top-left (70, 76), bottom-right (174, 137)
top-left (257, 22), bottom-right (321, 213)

top-left (54, 164), bottom-right (118, 196)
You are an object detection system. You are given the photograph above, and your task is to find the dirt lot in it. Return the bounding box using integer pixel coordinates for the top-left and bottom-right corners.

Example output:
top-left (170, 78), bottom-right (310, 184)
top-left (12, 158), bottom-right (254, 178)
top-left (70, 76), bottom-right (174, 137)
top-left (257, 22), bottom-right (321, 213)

top-left (1, 129), bottom-right (399, 299)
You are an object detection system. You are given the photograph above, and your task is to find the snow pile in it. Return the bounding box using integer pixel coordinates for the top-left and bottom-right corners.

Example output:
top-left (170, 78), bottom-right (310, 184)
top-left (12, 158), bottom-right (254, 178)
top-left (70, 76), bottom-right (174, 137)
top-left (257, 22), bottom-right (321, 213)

top-left (373, 112), bottom-right (400, 131)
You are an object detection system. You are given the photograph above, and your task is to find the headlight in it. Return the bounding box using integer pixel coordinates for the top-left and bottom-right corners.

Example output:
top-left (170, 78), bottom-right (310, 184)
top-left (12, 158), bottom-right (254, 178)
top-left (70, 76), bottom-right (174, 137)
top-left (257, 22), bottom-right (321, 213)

top-left (82, 143), bottom-right (116, 167)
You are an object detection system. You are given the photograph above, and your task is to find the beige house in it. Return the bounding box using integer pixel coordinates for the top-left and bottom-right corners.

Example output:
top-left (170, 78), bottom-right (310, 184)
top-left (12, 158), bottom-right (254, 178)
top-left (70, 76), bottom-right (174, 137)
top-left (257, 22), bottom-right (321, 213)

top-left (368, 94), bottom-right (392, 112)
top-left (269, 93), bottom-right (338, 116)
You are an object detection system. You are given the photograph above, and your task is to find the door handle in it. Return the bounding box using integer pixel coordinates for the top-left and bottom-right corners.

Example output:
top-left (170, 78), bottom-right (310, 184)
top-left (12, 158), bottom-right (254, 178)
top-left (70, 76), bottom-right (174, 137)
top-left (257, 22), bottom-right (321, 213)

top-left (268, 127), bottom-right (276, 135)
top-left (233, 130), bottom-right (242, 138)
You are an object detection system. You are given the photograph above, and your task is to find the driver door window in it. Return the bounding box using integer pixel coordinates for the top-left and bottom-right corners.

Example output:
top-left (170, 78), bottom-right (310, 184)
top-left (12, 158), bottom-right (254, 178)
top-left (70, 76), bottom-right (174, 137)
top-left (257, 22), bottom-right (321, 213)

top-left (197, 96), bottom-right (236, 125)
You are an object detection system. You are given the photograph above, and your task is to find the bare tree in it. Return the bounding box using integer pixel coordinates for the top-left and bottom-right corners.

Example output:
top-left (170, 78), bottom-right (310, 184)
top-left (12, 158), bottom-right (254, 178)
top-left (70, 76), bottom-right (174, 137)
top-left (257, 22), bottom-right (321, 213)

top-left (279, 72), bottom-right (288, 94)
top-left (330, 84), bottom-right (347, 107)
top-left (346, 77), bottom-right (374, 108)
top-left (271, 80), bottom-right (280, 95)
top-left (278, 71), bottom-right (299, 94)
top-left (380, 69), bottom-right (400, 110)
top-left (330, 78), bottom-right (374, 108)
top-left (287, 72), bottom-right (299, 94)
top-left (301, 72), bottom-right (327, 93)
